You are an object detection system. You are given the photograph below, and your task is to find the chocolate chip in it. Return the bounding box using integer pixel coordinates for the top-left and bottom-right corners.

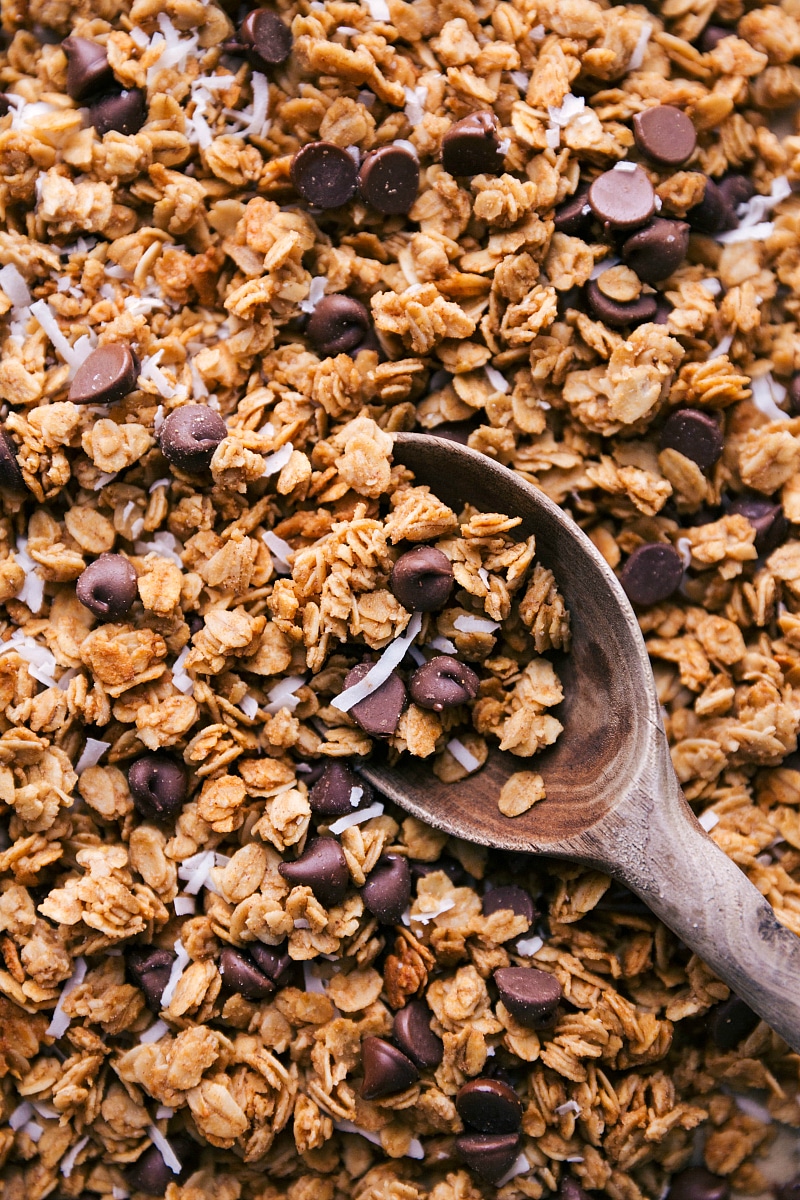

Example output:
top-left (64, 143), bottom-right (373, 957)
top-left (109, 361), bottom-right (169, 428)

top-left (619, 543), bottom-right (684, 606)
top-left (409, 655), bottom-right (479, 711)
top-left (585, 280), bottom-right (657, 329)
top-left (727, 497), bottom-right (788, 555)
top-left (621, 218), bottom-right (690, 283)
top-left (411, 856), bottom-right (468, 887)
top-left (430, 417), bottom-right (481, 444)
top-left (127, 945), bottom-right (175, 1012)
top-left (717, 172), bottom-right (754, 212)
top-left (358, 145), bottom-right (419, 214)
top-left (660, 408), bottom-right (724, 471)
top-left (342, 663), bottom-right (407, 736)
top-left (668, 1168), bottom-right (730, 1200)
top-left (560, 1178), bottom-right (592, 1200)
top-left (392, 1000), bottom-right (443, 1068)
top-left (240, 8), bottom-right (292, 68)
top-left (159, 405), bottom-right (227, 472)
top-left (250, 941), bottom-right (295, 987)
top-left (62, 36), bottom-right (113, 101)
top-left (776, 1178), bottom-right (800, 1200)
top-left (68, 343), bottom-right (139, 405)
top-left (588, 165), bottom-right (655, 229)
top-left (279, 836), bottom-right (349, 907)
top-left (441, 111), bottom-right (504, 177)
top-left (482, 885), bottom-right (536, 930)
top-left (0, 428), bottom-right (27, 496)
top-left (493, 966), bottom-right (562, 1028)
top-left (307, 295), bottom-right (371, 357)
top-left (361, 854), bottom-right (411, 923)
top-left (128, 753), bottom-right (188, 820)
top-left (455, 1133), bottom-right (520, 1184)
top-left (390, 546), bottom-right (454, 611)
top-left (553, 187), bottom-right (592, 237)
top-left (687, 178), bottom-right (732, 234)
top-left (87, 88), bottom-right (147, 136)
top-left (709, 994), bottom-right (760, 1050)
top-left (456, 1078), bottom-right (523, 1133)
top-left (633, 105), bottom-right (697, 166)
top-left (219, 947), bottom-right (275, 999)
top-left (309, 760), bottom-right (367, 816)
top-left (698, 24), bottom-right (735, 52)
top-left (360, 1035), bottom-right (419, 1099)
top-left (291, 141), bottom-right (358, 208)
top-left (127, 1133), bottom-right (197, 1192)
top-left (789, 372), bottom-right (800, 415)
top-left (76, 553), bottom-right (138, 620)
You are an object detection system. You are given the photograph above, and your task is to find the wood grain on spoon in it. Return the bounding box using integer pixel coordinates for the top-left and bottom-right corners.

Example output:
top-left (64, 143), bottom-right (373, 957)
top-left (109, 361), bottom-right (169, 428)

top-left (360, 433), bottom-right (800, 1052)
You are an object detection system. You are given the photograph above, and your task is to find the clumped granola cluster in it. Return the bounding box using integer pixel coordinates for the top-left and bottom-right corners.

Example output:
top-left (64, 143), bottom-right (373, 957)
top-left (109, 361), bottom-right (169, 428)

top-left (3, 0), bottom-right (800, 1197)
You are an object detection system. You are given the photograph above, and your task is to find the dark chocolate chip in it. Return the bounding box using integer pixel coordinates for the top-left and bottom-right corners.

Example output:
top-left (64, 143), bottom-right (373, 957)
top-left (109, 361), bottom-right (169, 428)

top-left (560, 1179), bottom-right (592, 1200)
top-left (240, 8), bottom-right (293, 68)
top-left (87, 88), bottom-right (147, 136)
top-left (585, 280), bottom-right (657, 328)
top-left (633, 105), bottom-right (697, 166)
top-left (455, 1132), bottom-right (520, 1184)
top-left (717, 172), bottom-right (754, 212)
top-left (660, 408), bottom-right (724, 471)
top-left (218, 947), bottom-right (274, 999)
top-left (789, 372), bottom-right (800, 415)
top-left (62, 36), bottom-right (113, 102)
top-left (127, 945), bottom-right (175, 1013)
top-left (360, 1035), bottom-right (419, 1099)
top-left (159, 405), bottom-right (227, 472)
top-left (698, 25), bottom-right (735, 52)
top-left (390, 546), bottom-right (454, 611)
top-left (279, 836), bottom-right (349, 907)
top-left (619, 543), bottom-right (684, 606)
top-left (441, 111), bottom-right (504, 177)
top-left (776, 1178), bottom-right (800, 1200)
top-left (588, 165), bottom-right (655, 229)
top-left (653, 297), bottom-right (674, 325)
top-left (309, 760), bottom-right (367, 816)
top-left (709, 994), bottom-right (760, 1050)
top-left (291, 141), bottom-right (358, 208)
top-left (0, 428), bottom-right (27, 495)
top-left (76, 553), bottom-right (138, 620)
top-left (307, 295), bottom-right (371, 357)
top-left (456, 1077), bottom-right (523, 1134)
top-left (727, 497), bottom-right (788, 555)
top-left (250, 941), bottom-right (294, 987)
top-left (126, 1133), bottom-right (197, 1192)
top-left (621, 218), bottom-right (690, 283)
top-left (128, 753), bottom-right (188, 820)
top-left (410, 856), bottom-right (468, 886)
top-left (342, 662), bottom-right (407, 736)
top-left (482, 885), bottom-right (536, 930)
top-left (361, 854), bottom-right (411, 923)
top-left (358, 145), bottom-right (419, 214)
top-left (409, 655), bottom-right (479, 711)
top-left (430, 417), bottom-right (481, 444)
top-left (493, 966), bottom-right (562, 1028)
top-left (687, 179), bottom-right (732, 234)
top-left (68, 343), bottom-right (139, 405)
top-left (668, 1168), bottom-right (730, 1200)
top-left (553, 187), bottom-right (592, 237)
top-left (392, 999), bottom-right (443, 1068)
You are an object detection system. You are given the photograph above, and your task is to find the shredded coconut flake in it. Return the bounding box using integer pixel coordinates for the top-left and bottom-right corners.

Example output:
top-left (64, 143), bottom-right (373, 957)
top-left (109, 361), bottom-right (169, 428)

top-left (75, 738), bottom-right (110, 775)
top-left (178, 850), bottom-right (216, 896)
top-left (545, 127), bottom-right (560, 149)
top-left (447, 738), bottom-right (481, 773)
top-left (239, 694), bottom-right (259, 718)
top-left (555, 1099), bottom-right (581, 1116)
top-left (160, 939), bottom-right (190, 1007)
top-left (700, 277), bottom-right (722, 295)
top-left (22, 1121), bottom-right (43, 1142)
top-left (699, 809), bottom-right (720, 832)
top-left (156, 1106), bottom-right (175, 1120)
top-left (265, 674), bottom-right (306, 714)
top-left (393, 138), bottom-right (418, 159)
top-left (149, 477), bottom-right (171, 493)
top-left (9, 1102), bottom-right (34, 1130)
top-left (334, 1119), bottom-right (382, 1147)
top-left (530, 23), bottom-right (545, 39)
top-left (751, 373), bottom-right (788, 421)
top-left (112, 1188), bottom-right (130, 1199)
top-left (261, 442), bottom-right (294, 477)
top-left (148, 1125), bottom-right (182, 1175)
top-left (140, 350), bottom-right (178, 399)
top-left (61, 1135), bottom-right (89, 1178)
top-left (174, 895), bottom-right (196, 915)
top-left (93, 471), bottom-right (117, 490)
top-left (300, 276), bottom-right (326, 314)
top-left (134, 531), bottom-right (184, 567)
top-left (708, 334), bottom-right (733, 360)
top-left (734, 1095), bottom-right (772, 1123)
top-left (405, 897), bottom-right (456, 925)
top-left (484, 365), bottom-right (509, 393)
top-left (1, 629), bottom-right (56, 684)
top-left (429, 635), bottom-right (457, 654)
top-left (140, 1018), bottom-right (170, 1044)
top-left (590, 255), bottom-right (620, 280)
top-left (303, 962), bottom-right (328, 993)
top-left (263, 530), bottom-right (294, 573)
top-left (628, 20), bottom-right (652, 69)
top-left (365, 0), bottom-right (390, 18)
top-left (510, 71), bottom-right (529, 90)
top-left (332, 612), bottom-right (422, 712)
top-left (349, 786), bottom-right (363, 808)
top-left (516, 934), bottom-right (544, 955)
top-left (0, 264), bottom-right (30, 307)
top-left (453, 614), bottom-right (501, 633)
top-left (497, 1154), bottom-right (530, 1188)
top-left (47, 957), bottom-right (87, 1037)
top-left (403, 85), bottom-right (428, 127)
top-left (547, 94), bottom-right (585, 127)
top-left (329, 802), bottom-right (385, 834)
top-left (716, 221), bottom-right (775, 245)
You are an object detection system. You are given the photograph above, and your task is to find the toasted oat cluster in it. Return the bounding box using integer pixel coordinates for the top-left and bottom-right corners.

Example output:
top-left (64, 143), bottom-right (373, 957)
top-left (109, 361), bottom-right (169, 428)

top-left (3, 0), bottom-right (800, 1197)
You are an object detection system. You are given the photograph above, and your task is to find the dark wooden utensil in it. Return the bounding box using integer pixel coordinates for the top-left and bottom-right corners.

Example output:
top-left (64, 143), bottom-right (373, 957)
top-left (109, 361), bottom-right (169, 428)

top-left (361, 433), bottom-right (800, 1050)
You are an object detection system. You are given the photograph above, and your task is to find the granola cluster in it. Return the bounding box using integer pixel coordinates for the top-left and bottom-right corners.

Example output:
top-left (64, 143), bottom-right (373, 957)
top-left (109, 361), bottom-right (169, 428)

top-left (3, 0), bottom-right (800, 1197)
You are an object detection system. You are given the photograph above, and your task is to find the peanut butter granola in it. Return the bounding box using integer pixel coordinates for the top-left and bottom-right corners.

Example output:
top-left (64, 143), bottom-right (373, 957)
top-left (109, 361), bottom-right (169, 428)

top-left (4, 0), bottom-right (800, 1198)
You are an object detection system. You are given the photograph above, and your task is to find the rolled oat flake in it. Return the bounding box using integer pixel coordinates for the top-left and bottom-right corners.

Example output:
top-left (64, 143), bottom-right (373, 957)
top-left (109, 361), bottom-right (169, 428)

top-left (588, 164), bottom-right (655, 229)
top-left (633, 104), bottom-right (697, 166)
top-left (68, 343), bottom-right (139, 405)
top-left (290, 141), bottom-right (358, 208)
top-left (358, 145), bottom-right (420, 214)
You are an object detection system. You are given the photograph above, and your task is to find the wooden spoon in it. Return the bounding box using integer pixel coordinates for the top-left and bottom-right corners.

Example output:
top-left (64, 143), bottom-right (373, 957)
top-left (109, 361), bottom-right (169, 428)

top-left (361, 432), bottom-right (800, 1051)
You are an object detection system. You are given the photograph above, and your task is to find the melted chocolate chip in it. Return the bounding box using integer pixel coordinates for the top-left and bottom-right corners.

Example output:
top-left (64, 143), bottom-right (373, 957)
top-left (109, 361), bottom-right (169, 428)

top-left (307, 295), bottom-right (371, 357)
top-left (727, 497), bottom-right (787, 555)
top-left (660, 408), bottom-right (724, 470)
top-left (409, 655), bottom-right (479, 711)
top-left (360, 1035), bottom-right (419, 1099)
top-left (456, 1077), bottom-right (523, 1133)
top-left (455, 1132), bottom-right (520, 1184)
top-left (62, 36), bottom-right (113, 101)
top-left (441, 111), bottom-right (504, 177)
top-left (621, 219), bottom-right (690, 283)
top-left (159, 405), bottom-right (228, 472)
top-left (291, 141), bottom-right (358, 208)
top-left (619, 543), bottom-right (684, 606)
top-left (76, 553), bottom-right (138, 620)
top-left (358, 145), bottom-right (419, 214)
top-left (482, 885), bottom-right (536, 930)
top-left (128, 753), bottom-right (188, 820)
top-left (588, 165), bottom-right (655, 229)
top-left (127, 945), bottom-right (175, 1012)
top-left (240, 8), bottom-right (293, 68)
top-left (0, 428), bottom-right (27, 496)
top-left (219, 947), bottom-right (275, 999)
top-left (585, 280), bottom-right (657, 328)
top-left (390, 546), bottom-right (454, 611)
top-left (342, 662), bottom-right (407, 736)
top-left (392, 999), bottom-right (443, 1068)
top-left (68, 343), bottom-right (139, 405)
top-left (279, 836), bottom-right (349, 907)
top-left (87, 88), bottom-right (147, 136)
top-left (633, 105), bottom-right (697, 166)
top-left (493, 966), bottom-right (562, 1027)
top-left (361, 854), bottom-right (411, 923)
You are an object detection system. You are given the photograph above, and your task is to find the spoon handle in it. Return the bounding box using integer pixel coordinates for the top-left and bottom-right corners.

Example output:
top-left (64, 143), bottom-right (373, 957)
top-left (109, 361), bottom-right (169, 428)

top-left (584, 760), bottom-right (800, 1052)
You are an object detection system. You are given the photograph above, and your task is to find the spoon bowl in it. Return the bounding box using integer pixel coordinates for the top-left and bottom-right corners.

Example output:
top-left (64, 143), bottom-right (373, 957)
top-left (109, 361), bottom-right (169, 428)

top-left (361, 433), bottom-right (800, 1050)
